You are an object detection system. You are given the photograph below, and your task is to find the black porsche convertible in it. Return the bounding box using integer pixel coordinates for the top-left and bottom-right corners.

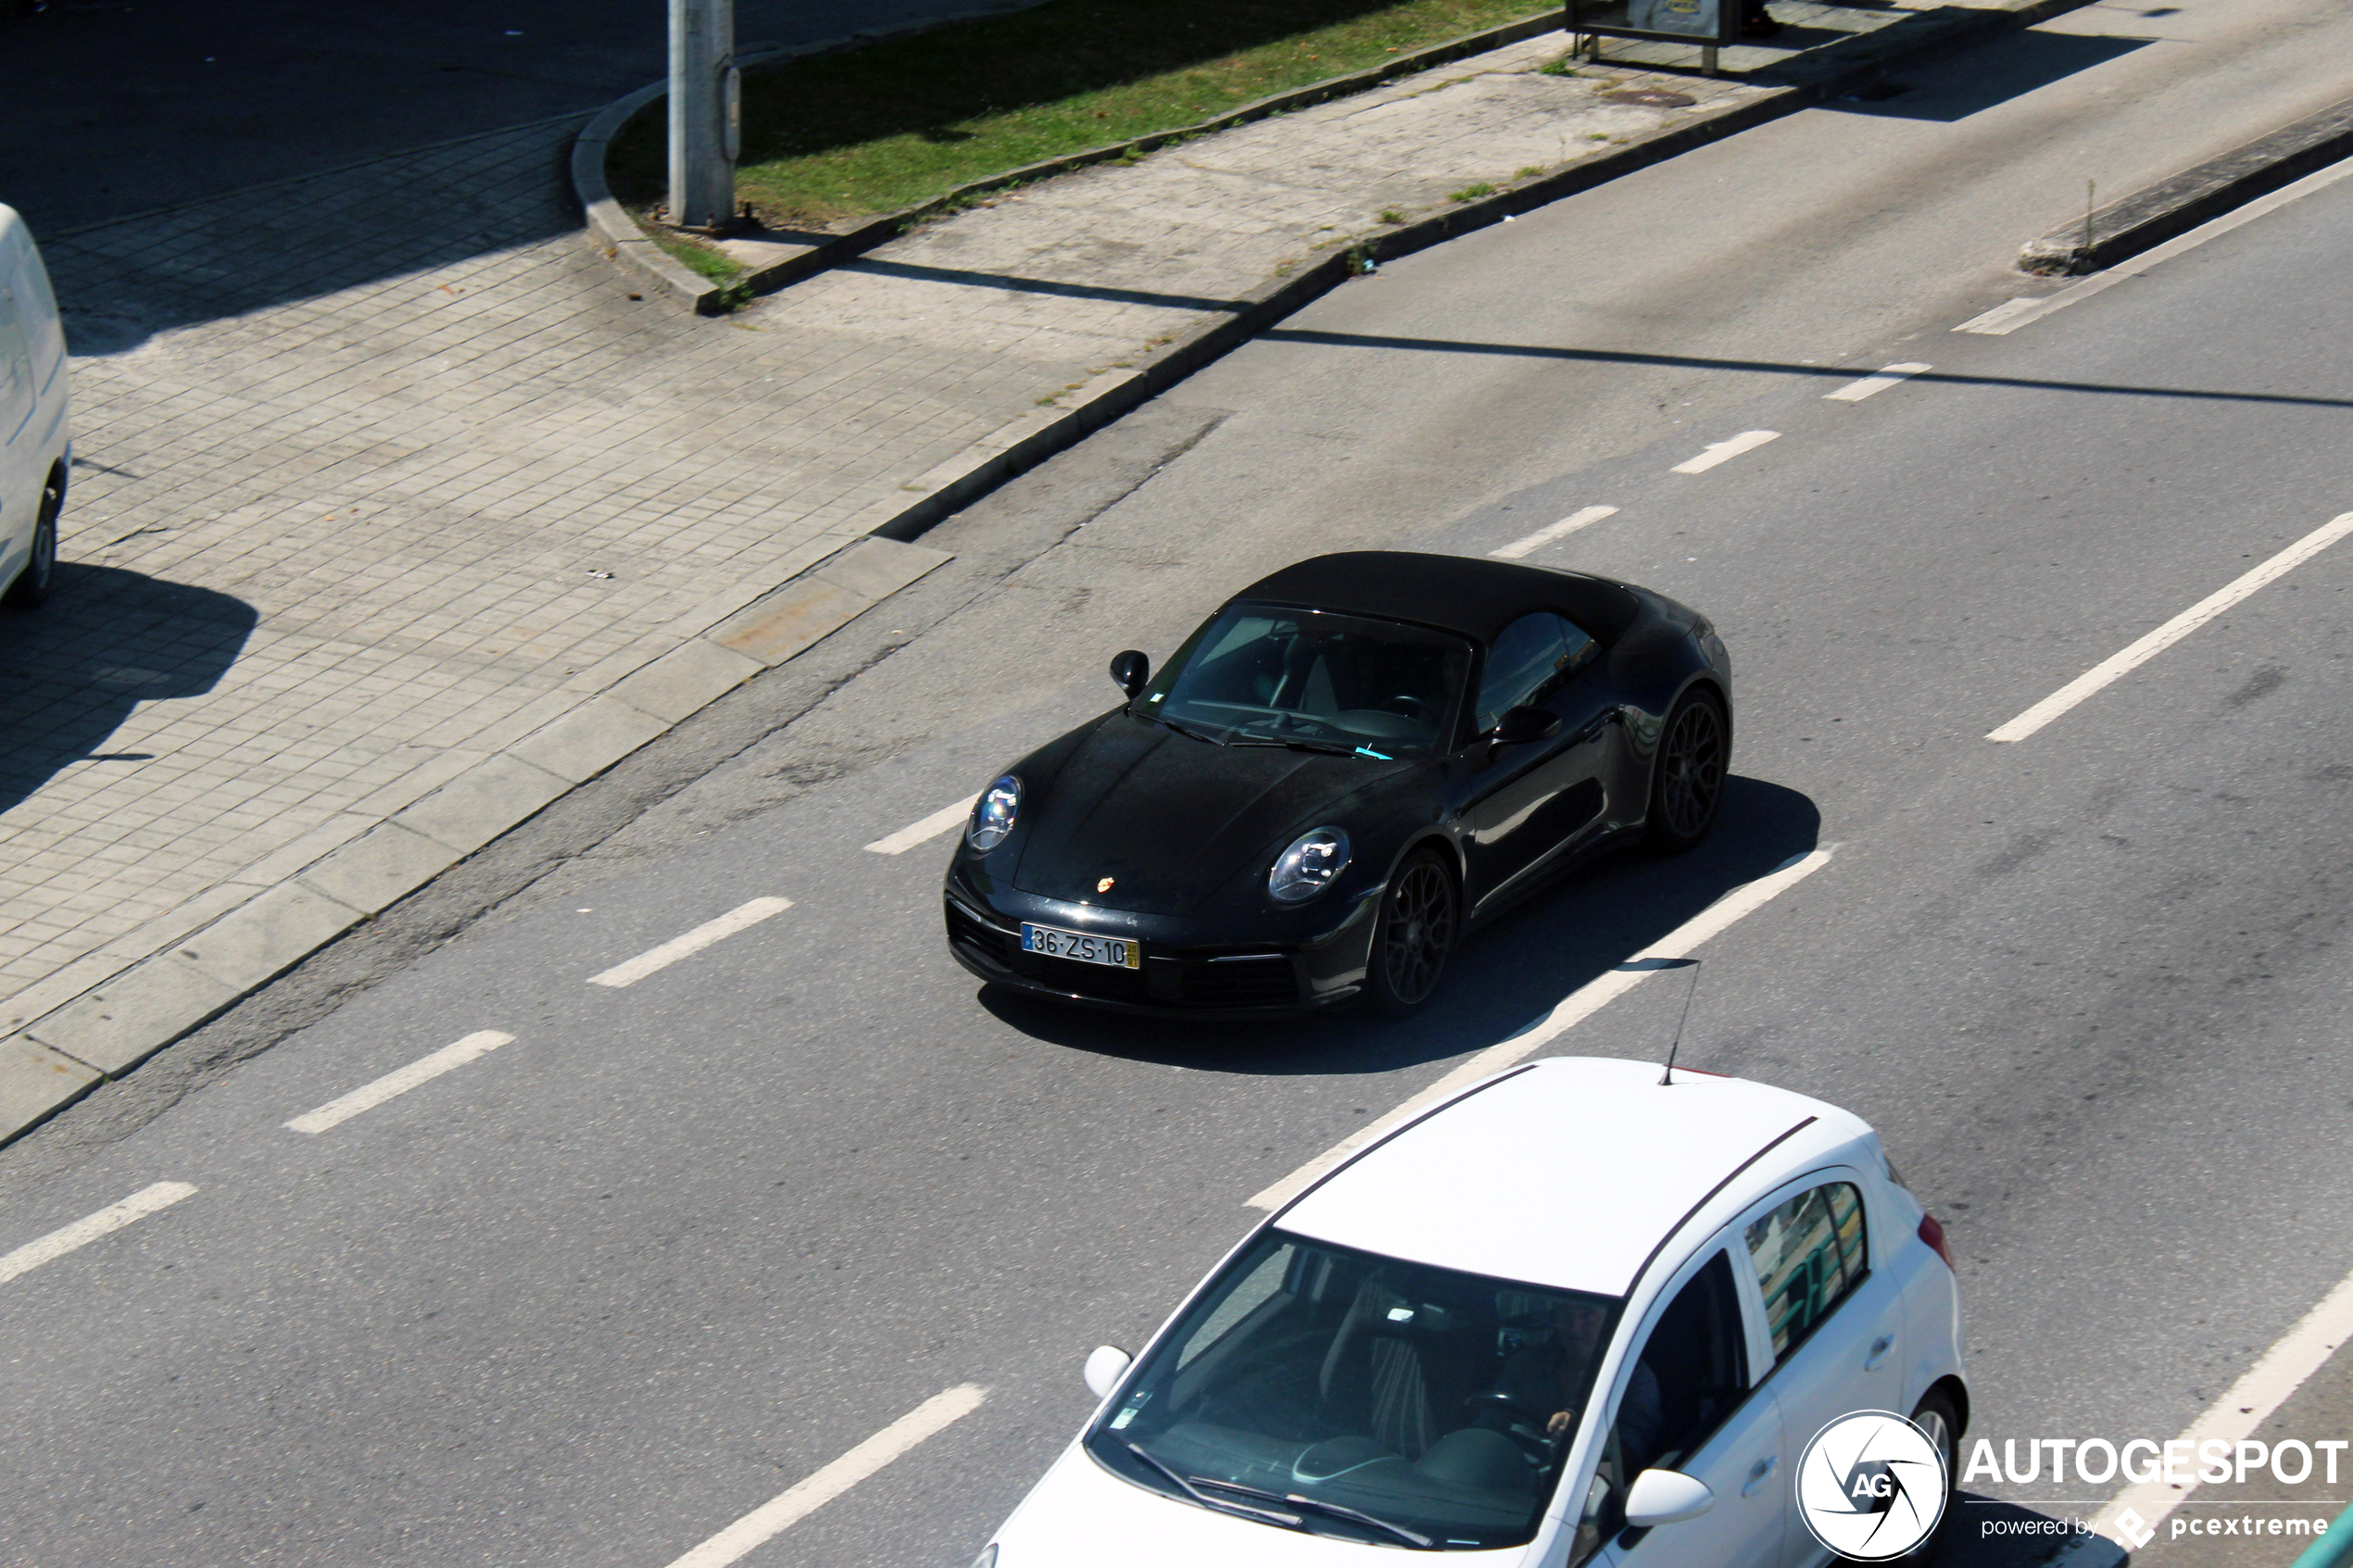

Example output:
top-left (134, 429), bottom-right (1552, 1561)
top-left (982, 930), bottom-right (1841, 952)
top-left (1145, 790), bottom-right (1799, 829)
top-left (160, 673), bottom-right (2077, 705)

top-left (941, 551), bottom-right (1731, 1017)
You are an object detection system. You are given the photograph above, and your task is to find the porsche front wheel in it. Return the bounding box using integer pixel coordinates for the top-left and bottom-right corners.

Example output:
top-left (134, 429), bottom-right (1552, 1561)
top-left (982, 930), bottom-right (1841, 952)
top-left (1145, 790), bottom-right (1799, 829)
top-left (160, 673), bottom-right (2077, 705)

top-left (1367, 850), bottom-right (1457, 1015)
top-left (1646, 689), bottom-right (1727, 852)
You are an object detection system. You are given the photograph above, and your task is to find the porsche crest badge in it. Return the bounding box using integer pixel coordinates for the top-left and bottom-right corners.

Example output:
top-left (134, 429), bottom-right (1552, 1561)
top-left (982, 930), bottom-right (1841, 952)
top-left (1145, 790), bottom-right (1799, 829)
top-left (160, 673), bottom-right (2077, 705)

top-left (1097, 877), bottom-right (1115, 893)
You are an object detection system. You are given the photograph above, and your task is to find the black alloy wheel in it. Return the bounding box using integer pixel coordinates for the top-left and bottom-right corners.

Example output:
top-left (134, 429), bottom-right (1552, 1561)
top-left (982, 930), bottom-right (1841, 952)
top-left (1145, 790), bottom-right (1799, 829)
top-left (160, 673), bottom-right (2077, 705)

top-left (1368, 850), bottom-right (1457, 1015)
top-left (1646, 689), bottom-right (1727, 851)
top-left (3, 471), bottom-right (60, 611)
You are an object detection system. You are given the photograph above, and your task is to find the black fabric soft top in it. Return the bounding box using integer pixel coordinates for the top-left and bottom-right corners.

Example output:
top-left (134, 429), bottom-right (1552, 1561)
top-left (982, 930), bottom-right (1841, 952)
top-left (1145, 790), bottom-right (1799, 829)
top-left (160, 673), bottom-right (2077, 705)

top-left (1233, 551), bottom-right (1645, 647)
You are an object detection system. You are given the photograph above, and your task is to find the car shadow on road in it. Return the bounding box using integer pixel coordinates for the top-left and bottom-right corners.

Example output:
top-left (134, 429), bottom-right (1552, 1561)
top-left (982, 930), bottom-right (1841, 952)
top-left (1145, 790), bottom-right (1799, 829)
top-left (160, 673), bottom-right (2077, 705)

top-left (0, 565), bottom-right (258, 816)
top-left (978, 772), bottom-right (1821, 1075)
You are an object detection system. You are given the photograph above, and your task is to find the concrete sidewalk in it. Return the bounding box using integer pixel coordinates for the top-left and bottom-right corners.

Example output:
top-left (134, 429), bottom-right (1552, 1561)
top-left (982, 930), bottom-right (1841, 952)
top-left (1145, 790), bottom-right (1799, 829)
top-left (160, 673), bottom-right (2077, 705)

top-left (0, 0), bottom-right (2073, 1143)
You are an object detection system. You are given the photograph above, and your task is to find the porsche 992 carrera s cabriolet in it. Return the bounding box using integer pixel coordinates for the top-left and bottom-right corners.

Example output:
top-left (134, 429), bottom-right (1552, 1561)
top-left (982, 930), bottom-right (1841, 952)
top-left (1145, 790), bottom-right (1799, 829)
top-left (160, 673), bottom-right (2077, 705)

top-left (942, 551), bottom-right (1732, 1017)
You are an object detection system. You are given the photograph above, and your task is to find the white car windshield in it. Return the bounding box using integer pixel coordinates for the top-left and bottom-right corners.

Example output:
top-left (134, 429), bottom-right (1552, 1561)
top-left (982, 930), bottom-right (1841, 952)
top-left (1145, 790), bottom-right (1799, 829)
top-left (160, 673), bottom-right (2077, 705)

top-left (1085, 1230), bottom-right (1617, 1550)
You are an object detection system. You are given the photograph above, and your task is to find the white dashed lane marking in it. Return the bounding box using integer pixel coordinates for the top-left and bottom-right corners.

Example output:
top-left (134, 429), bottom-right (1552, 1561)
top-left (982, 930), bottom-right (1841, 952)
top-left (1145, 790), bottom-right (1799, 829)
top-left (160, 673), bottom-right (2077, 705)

top-left (1248, 847), bottom-right (1836, 1210)
top-left (0, 1182), bottom-right (198, 1288)
top-left (1823, 363), bottom-right (1931, 402)
top-left (1988, 510), bottom-right (2353, 743)
top-left (284, 1032), bottom-right (515, 1135)
top-left (1491, 506), bottom-right (1618, 560)
top-left (587, 897), bottom-right (794, 988)
top-left (865, 796), bottom-right (980, 855)
top-left (661, 1385), bottom-right (989, 1568)
top-left (1671, 430), bottom-right (1780, 474)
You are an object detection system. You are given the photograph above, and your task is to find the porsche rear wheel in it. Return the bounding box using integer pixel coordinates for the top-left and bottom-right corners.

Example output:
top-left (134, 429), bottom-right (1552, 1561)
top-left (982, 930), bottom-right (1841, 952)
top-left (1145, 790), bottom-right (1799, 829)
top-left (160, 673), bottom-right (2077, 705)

top-left (1646, 688), bottom-right (1727, 851)
top-left (1368, 850), bottom-right (1457, 1015)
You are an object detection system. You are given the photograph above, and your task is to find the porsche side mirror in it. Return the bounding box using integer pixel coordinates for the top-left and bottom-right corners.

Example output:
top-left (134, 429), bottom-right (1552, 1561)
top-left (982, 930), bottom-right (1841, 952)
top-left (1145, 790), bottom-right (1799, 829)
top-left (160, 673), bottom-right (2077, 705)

top-left (1109, 650), bottom-right (1150, 700)
top-left (1491, 705), bottom-right (1562, 746)
top-left (1083, 1344), bottom-right (1132, 1399)
top-left (1622, 1468), bottom-right (1714, 1528)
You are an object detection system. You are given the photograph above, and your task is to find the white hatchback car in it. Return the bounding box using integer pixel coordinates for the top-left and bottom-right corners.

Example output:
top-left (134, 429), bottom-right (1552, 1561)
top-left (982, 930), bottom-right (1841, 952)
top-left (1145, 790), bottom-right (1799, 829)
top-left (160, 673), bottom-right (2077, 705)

top-left (981, 1056), bottom-right (1966, 1568)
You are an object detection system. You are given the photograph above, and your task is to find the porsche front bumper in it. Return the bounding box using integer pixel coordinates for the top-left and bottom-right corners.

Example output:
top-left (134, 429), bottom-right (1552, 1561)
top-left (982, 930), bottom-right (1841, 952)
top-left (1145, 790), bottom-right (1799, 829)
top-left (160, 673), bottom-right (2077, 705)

top-left (942, 866), bottom-right (1380, 1017)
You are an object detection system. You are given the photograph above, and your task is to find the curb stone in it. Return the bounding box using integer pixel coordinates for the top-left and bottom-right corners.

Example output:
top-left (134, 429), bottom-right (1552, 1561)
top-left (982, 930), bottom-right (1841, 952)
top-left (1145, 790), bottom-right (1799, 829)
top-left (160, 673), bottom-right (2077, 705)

top-left (578, 11), bottom-right (1573, 315)
top-left (0, 535), bottom-right (950, 1148)
top-left (2020, 94), bottom-right (2353, 274)
top-left (576, 3), bottom-right (1068, 315)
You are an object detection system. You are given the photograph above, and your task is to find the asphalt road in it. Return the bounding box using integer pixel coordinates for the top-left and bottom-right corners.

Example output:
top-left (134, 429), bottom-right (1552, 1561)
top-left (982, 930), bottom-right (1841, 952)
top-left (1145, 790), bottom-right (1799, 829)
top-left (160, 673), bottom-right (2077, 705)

top-left (4, 1), bottom-right (2352, 1565)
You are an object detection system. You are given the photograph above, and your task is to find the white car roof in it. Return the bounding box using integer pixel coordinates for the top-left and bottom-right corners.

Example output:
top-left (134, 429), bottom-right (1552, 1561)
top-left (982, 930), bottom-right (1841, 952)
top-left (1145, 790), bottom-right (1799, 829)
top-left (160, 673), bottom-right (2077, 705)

top-left (1277, 1056), bottom-right (1869, 1297)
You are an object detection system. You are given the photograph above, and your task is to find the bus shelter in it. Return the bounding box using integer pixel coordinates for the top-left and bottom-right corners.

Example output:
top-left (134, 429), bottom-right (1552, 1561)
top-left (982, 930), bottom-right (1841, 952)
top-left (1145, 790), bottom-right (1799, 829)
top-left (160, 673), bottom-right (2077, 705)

top-left (1564, 0), bottom-right (1736, 73)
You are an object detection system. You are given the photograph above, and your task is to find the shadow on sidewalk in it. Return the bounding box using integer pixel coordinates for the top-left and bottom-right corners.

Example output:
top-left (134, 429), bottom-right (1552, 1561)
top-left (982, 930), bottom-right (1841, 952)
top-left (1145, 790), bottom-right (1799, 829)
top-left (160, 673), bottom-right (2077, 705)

top-left (0, 565), bottom-right (257, 818)
top-left (44, 116), bottom-right (590, 358)
top-left (979, 773), bottom-right (1823, 1078)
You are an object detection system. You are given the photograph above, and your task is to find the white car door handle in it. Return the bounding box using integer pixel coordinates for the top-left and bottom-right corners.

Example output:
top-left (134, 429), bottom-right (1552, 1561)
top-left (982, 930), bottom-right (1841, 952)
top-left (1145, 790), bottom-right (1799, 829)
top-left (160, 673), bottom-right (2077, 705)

top-left (1743, 1456), bottom-right (1779, 1497)
top-left (1866, 1334), bottom-right (1895, 1370)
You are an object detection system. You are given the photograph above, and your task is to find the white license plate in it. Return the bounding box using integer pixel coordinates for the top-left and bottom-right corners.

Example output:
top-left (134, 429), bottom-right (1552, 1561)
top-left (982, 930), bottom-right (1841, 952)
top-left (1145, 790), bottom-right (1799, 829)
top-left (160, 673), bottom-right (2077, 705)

top-left (1022, 922), bottom-right (1140, 969)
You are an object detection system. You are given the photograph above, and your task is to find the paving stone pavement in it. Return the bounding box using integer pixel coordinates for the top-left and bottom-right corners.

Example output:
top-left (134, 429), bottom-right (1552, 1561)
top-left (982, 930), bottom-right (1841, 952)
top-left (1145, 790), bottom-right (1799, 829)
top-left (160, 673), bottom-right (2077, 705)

top-left (0, 6), bottom-right (2013, 1131)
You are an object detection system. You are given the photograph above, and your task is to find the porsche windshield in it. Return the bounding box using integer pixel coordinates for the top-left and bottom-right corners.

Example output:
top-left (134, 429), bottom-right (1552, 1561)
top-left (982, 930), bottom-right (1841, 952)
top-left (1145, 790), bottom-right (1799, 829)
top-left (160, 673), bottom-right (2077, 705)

top-left (1141, 604), bottom-right (1470, 759)
top-left (1084, 1230), bottom-right (1616, 1551)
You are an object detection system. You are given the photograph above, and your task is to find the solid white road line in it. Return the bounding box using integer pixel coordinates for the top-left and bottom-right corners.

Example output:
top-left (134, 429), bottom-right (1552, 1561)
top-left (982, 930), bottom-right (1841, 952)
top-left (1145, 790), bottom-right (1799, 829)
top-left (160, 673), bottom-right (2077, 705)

top-left (1956, 154), bottom-right (2353, 336)
top-left (1245, 847), bottom-right (1836, 1210)
top-left (1671, 430), bottom-right (1780, 474)
top-left (587, 897), bottom-right (794, 988)
top-left (284, 1031), bottom-right (516, 1135)
top-left (661, 1385), bottom-right (989, 1568)
top-left (1491, 506), bottom-right (1619, 560)
top-left (1824, 363), bottom-right (1931, 402)
top-left (1988, 510), bottom-right (2353, 743)
top-left (0, 1181), bottom-right (198, 1287)
top-left (2055, 1263), bottom-right (2353, 1561)
top-left (864, 795), bottom-right (980, 855)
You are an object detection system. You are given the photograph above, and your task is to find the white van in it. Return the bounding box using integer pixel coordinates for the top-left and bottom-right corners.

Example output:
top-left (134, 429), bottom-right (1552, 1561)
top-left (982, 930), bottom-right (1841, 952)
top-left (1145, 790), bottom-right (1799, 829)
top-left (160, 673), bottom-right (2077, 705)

top-left (0, 203), bottom-right (69, 609)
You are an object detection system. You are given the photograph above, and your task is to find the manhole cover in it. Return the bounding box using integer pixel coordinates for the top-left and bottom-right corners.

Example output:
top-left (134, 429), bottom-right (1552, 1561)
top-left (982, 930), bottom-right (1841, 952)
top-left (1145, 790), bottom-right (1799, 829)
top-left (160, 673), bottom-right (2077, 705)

top-left (1602, 88), bottom-right (1697, 107)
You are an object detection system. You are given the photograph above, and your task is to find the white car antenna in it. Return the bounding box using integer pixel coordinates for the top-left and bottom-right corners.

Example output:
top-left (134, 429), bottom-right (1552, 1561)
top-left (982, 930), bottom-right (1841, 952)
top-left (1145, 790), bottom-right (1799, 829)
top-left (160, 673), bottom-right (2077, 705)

top-left (1655, 957), bottom-right (1703, 1085)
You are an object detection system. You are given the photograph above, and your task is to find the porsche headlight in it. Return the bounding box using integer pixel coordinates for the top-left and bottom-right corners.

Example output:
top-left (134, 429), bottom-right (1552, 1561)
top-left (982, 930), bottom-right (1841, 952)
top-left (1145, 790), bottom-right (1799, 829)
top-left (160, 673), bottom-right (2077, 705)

top-left (1268, 826), bottom-right (1350, 904)
top-left (967, 775), bottom-right (1021, 852)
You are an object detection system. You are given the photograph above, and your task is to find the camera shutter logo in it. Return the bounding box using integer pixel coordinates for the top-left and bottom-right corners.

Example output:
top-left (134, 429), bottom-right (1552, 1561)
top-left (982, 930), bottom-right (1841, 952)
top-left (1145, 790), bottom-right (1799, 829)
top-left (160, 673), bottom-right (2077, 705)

top-left (1795, 1411), bottom-right (1949, 1561)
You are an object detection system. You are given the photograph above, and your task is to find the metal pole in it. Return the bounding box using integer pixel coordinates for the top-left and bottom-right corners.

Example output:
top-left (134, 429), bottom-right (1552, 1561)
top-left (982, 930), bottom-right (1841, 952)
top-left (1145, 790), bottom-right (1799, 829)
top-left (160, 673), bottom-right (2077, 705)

top-left (668, 0), bottom-right (736, 231)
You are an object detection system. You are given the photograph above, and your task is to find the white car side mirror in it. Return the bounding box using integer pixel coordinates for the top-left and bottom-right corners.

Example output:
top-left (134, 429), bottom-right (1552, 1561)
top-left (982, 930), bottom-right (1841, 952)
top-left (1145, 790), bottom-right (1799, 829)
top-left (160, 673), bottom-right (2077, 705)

top-left (1623, 1468), bottom-right (1714, 1528)
top-left (1082, 1344), bottom-right (1132, 1400)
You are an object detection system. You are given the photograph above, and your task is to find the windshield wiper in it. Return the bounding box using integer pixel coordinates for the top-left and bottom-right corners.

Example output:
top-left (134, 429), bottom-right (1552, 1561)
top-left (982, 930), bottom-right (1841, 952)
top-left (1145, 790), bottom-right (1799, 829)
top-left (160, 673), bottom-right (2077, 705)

top-left (1188, 1476), bottom-right (1436, 1549)
top-left (1126, 1444), bottom-right (1304, 1532)
top-left (1227, 734), bottom-right (1357, 756)
top-left (1151, 714), bottom-right (1227, 746)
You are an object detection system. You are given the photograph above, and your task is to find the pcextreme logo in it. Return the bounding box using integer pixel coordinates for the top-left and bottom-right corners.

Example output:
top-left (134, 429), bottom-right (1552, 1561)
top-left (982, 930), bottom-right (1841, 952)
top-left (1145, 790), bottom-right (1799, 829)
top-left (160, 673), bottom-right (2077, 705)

top-left (1795, 1411), bottom-right (1950, 1561)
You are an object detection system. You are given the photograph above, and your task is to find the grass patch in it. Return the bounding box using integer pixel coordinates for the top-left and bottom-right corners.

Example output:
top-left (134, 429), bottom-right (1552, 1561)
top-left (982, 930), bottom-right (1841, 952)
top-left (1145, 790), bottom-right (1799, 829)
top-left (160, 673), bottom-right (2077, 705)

top-left (644, 226), bottom-right (748, 282)
top-left (609, 0), bottom-right (1550, 232)
top-left (1449, 182), bottom-right (1497, 201)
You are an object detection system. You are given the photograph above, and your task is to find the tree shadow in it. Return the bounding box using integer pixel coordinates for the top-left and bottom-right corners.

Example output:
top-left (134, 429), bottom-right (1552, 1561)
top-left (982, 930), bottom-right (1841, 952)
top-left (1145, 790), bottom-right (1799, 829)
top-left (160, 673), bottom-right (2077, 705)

top-left (0, 564), bottom-right (258, 816)
top-left (607, 0), bottom-right (1514, 221)
top-left (978, 773), bottom-right (1821, 1075)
